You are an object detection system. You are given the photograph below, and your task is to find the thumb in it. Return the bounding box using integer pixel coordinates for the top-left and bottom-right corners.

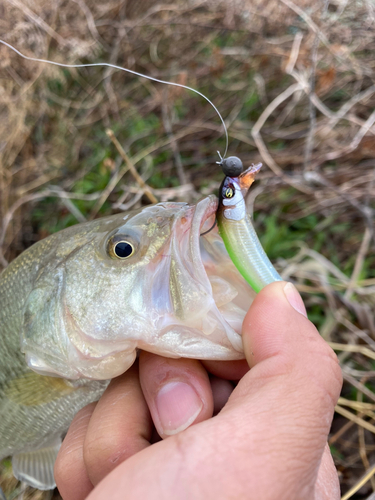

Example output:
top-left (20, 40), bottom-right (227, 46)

top-left (241, 281), bottom-right (342, 410)
top-left (222, 281), bottom-right (342, 498)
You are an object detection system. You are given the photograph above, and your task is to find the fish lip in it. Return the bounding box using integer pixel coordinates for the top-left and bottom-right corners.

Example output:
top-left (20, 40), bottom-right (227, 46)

top-left (193, 195), bottom-right (218, 231)
top-left (189, 195), bottom-right (218, 291)
top-left (187, 195), bottom-right (246, 353)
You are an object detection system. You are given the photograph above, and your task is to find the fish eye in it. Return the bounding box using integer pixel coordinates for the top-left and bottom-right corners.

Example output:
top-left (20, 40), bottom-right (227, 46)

top-left (107, 235), bottom-right (135, 259)
top-left (114, 241), bottom-right (134, 258)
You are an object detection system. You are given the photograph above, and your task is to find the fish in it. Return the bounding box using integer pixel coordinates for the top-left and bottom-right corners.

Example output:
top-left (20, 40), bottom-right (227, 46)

top-left (0, 195), bottom-right (255, 490)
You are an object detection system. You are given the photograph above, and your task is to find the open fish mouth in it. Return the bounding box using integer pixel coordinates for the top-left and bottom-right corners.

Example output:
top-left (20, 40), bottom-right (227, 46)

top-left (173, 195), bottom-right (253, 353)
top-left (23, 197), bottom-right (252, 381)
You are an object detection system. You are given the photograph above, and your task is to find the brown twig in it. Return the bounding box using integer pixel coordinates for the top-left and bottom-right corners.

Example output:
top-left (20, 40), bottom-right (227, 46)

top-left (251, 82), bottom-right (313, 195)
top-left (357, 379), bottom-right (375, 493)
top-left (106, 129), bottom-right (158, 204)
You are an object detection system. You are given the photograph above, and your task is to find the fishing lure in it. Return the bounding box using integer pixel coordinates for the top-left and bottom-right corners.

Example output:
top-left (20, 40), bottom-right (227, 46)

top-left (216, 155), bottom-right (282, 293)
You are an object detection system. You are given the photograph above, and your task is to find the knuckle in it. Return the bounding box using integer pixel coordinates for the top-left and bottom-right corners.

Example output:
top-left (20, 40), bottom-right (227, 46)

top-left (54, 448), bottom-right (77, 496)
top-left (83, 430), bottom-right (136, 484)
top-left (54, 404), bottom-right (96, 497)
top-left (53, 452), bottom-right (66, 488)
top-left (84, 432), bottom-right (116, 471)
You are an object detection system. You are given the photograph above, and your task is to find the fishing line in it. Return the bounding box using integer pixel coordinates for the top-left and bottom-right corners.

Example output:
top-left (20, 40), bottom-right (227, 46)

top-left (200, 218), bottom-right (217, 236)
top-left (0, 40), bottom-right (229, 158)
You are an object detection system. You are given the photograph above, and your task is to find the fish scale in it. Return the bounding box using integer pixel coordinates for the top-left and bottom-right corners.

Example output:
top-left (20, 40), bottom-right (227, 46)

top-left (0, 235), bottom-right (107, 462)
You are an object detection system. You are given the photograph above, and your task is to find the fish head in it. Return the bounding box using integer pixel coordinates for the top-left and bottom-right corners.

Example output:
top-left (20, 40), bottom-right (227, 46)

top-left (22, 196), bottom-right (255, 380)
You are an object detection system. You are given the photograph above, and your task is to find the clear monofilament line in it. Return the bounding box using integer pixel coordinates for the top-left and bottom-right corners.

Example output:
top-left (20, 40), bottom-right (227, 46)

top-left (0, 40), bottom-right (229, 158)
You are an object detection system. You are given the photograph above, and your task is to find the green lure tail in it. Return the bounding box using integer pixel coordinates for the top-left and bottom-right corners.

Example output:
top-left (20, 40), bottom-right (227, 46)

top-left (216, 160), bottom-right (282, 293)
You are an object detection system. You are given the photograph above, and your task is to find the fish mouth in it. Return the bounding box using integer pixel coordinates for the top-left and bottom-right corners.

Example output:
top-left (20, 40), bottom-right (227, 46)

top-left (189, 195), bottom-right (219, 292)
top-left (177, 195), bottom-right (253, 353)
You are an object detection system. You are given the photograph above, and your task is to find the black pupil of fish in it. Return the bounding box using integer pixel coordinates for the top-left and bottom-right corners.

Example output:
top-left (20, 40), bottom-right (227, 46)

top-left (114, 241), bottom-right (133, 258)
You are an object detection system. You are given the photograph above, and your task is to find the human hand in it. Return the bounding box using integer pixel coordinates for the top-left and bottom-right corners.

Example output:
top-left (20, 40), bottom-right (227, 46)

top-left (55, 282), bottom-right (342, 500)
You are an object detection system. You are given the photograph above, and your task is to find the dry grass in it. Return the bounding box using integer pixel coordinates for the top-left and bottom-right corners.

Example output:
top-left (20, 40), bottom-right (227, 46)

top-left (0, 0), bottom-right (375, 498)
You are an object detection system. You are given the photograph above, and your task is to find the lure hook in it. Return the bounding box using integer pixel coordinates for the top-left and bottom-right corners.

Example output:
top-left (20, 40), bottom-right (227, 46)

top-left (200, 218), bottom-right (217, 236)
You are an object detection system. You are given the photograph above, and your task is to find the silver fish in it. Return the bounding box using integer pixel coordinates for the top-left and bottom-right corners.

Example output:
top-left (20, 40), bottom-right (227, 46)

top-left (0, 196), bottom-right (254, 489)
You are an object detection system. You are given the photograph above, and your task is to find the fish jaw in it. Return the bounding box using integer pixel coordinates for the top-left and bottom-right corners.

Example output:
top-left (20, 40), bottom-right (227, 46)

top-left (20, 198), bottom-right (254, 381)
top-left (146, 195), bottom-right (254, 358)
top-left (21, 268), bottom-right (139, 380)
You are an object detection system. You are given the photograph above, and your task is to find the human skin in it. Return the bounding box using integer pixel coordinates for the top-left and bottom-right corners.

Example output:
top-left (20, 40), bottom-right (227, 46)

top-left (55, 282), bottom-right (343, 500)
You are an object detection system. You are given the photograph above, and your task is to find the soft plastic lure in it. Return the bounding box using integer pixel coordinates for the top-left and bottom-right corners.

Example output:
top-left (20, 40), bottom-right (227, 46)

top-left (216, 156), bottom-right (282, 293)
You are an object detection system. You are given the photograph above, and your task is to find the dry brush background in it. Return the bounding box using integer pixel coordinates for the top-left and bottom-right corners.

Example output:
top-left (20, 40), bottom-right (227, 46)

top-left (0, 0), bottom-right (375, 498)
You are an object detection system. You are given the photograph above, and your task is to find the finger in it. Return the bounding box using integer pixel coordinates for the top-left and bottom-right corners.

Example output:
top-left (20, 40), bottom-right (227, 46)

top-left (201, 359), bottom-right (249, 380)
top-left (55, 403), bottom-right (96, 500)
top-left (315, 444), bottom-right (340, 500)
top-left (240, 281), bottom-right (342, 431)
top-left (210, 376), bottom-right (234, 415)
top-left (139, 352), bottom-right (213, 438)
top-left (83, 363), bottom-right (152, 486)
top-left (87, 282), bottom-right (342, 500)
top-left (220, 281), bottom-right (343, 496)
